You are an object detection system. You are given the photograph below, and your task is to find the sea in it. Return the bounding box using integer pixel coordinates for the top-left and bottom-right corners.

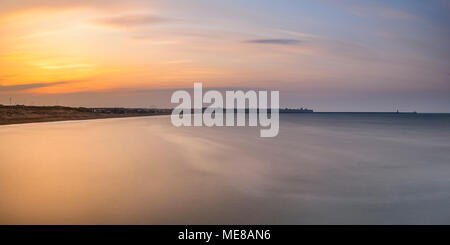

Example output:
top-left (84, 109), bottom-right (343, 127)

top-left (0, 113), bottom-right (449, 224)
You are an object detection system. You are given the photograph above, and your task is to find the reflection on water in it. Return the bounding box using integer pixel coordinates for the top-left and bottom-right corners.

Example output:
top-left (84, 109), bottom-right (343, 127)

top-left (0, 114), bottom-right (449, 224)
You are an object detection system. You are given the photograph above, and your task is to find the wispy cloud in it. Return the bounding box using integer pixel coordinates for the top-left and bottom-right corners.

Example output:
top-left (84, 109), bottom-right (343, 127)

top-left (36, 63), bottom-right (95, 70)
top-left (244, 39), bottom-right (302, 45)
top-left (94, 14), bottom-right (169, 29)
top-left (277, 29), bottom-right (320, 39)
top-left (349, 6), bottom-right (417, 20)
top-left (0, 81), bottom-right (69, 92)
top-left (0, 0), bottom-right (133, 17)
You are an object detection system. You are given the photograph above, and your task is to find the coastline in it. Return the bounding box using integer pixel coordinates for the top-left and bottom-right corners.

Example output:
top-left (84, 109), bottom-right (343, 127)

top-left (2, 105), bottom-right (447, 126)
top-left (0, 105), bottom-right (171, 126)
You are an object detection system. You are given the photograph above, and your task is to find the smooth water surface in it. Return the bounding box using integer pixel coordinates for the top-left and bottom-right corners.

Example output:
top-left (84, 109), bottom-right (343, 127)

top-left (0, 114), bottom-right (449, 224)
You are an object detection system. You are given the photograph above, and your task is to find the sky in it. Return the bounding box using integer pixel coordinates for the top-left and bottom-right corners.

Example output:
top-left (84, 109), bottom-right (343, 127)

top-left (0, 0), bottom-right (449, 112)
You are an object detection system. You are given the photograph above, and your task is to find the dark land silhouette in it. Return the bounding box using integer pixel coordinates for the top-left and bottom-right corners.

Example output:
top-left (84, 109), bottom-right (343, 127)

top-left (0, 105), bottom-right (172, 125)
top-left (0, 105), bottom-right (318, 125)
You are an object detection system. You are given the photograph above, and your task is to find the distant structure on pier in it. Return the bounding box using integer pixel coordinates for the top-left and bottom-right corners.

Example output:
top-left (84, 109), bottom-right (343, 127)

top-left (281, 108), bottom-right (314, 113)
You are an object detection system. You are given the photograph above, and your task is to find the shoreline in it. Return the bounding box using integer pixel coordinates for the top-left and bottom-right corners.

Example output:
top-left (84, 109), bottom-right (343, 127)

top-left (0, 113), bottom-right (171, 126)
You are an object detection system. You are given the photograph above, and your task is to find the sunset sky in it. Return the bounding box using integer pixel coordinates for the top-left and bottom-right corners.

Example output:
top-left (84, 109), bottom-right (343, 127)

top-left (0, 0), bottom-right (449, 111)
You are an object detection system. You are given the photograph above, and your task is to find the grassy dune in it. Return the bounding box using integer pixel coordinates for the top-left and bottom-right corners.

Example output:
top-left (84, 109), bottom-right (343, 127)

top-left (0, 105), bottom-right (171, 125)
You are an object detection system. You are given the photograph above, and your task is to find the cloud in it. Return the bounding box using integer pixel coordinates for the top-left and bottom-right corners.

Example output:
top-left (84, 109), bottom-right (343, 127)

top-left (277, 29), bottom-right (320, 39)
top-left (0, 81), bottom-right (69, 92)
top-left (244, 39), bottom-right (302, 45)
top-left (0, 0), bottom-right (132, 16)
top-left (94, 14), bottom-right (169, 29)
top-left (37, 64), bottom-right (95, 70)
top-left (348, 6), bottom-right (417, 20)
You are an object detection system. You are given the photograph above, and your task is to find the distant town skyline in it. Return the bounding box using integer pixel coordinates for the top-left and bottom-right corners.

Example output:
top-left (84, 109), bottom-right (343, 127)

top-left (1, 0), bottom-right (449, 112)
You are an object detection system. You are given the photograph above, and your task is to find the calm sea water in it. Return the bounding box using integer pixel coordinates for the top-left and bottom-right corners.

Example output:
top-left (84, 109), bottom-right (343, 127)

top-left (0, 113), bottom-right (449, 224)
